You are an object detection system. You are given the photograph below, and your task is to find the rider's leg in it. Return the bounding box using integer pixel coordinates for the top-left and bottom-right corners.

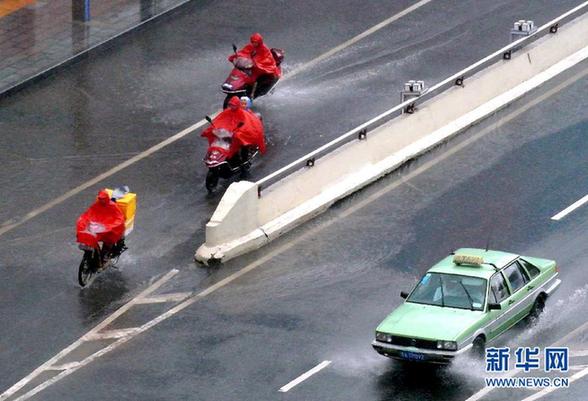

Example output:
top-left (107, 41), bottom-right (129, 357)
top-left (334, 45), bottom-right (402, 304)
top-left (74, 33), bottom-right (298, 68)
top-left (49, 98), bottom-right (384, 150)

top-left (255, 74), bottom-right (278, 97)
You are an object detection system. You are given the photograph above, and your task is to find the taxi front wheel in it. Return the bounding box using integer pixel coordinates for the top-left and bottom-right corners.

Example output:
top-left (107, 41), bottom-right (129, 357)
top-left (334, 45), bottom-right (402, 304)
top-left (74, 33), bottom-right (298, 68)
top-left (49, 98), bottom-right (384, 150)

top-left (471, 336), bottom-right (486, 359)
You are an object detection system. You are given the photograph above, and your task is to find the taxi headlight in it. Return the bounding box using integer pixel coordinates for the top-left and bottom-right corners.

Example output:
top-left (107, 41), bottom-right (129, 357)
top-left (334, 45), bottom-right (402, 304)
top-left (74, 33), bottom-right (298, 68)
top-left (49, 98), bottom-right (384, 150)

top-left (437, 340), bottom-right (457, 351)
top-left (375, 332), bottom-right (392, 343)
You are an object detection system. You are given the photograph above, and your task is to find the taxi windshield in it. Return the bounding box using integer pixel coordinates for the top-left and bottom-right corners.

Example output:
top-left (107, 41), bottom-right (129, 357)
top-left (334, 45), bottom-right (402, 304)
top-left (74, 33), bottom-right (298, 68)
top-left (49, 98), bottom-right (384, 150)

top-left (407, 272), bottom-right (487, 311)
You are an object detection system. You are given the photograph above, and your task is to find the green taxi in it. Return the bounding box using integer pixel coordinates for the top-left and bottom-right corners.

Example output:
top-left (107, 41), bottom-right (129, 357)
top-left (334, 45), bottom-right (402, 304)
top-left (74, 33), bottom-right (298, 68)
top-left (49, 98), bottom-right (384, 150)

top-left (372, 248), bottom-right (560, 363)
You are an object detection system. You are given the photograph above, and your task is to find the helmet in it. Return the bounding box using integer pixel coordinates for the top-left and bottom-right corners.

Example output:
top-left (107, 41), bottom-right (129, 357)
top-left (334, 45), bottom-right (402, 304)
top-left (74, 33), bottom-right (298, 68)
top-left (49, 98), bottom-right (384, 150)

top-left (250, 33), bottom-right (263, 46)
top-left (240, 96), bottom-right (252, 109)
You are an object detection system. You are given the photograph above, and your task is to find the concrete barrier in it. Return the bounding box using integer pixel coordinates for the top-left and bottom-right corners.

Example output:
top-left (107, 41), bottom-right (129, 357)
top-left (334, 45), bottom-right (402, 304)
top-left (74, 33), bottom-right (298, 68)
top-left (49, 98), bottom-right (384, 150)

top-left (196, 11), bottom-right (588, 264)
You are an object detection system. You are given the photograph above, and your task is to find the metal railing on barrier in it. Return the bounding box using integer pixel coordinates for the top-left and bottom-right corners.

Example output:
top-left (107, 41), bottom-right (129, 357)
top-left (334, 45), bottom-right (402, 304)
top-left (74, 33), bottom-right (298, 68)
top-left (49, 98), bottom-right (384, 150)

top-left (256, 1), bottom-right (588, 195)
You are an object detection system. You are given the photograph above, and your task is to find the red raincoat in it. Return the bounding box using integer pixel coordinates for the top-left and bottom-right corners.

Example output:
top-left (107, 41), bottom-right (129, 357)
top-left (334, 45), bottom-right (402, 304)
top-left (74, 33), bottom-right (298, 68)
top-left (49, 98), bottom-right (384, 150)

top-left (202, 101), bottom-right (266, 154)
top-left (76, 191), bottom-right (125, 248)
top-left (228, 33), bottom-right (280, 79)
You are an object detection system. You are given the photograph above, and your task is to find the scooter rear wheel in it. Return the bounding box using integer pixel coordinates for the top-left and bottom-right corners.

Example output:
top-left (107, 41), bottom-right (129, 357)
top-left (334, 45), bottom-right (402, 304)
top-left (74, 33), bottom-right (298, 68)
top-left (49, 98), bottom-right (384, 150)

top-left (78, 251), bottom-right (97, 287)
top-left (206, 169), bottom-right (220, 192)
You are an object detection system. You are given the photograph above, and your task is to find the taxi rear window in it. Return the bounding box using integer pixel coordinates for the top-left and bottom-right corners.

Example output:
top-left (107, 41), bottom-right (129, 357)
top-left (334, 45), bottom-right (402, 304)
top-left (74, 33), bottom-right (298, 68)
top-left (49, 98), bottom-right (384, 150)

top-left (520, 259), bottom-right (541, 279)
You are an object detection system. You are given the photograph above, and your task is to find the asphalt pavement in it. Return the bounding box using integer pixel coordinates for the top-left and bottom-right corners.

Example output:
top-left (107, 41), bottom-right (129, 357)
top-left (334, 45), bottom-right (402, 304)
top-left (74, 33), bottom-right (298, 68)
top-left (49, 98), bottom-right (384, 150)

top-left (0, 1), bottom-right (587, 400)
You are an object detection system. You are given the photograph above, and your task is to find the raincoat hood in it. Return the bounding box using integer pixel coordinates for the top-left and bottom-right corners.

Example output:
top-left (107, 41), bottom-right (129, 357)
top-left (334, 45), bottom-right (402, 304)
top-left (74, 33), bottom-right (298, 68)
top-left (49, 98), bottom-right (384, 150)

top-left (76, 191), bottom-right (125, 247)
top-left (250, 33), bottom-right (263, 45)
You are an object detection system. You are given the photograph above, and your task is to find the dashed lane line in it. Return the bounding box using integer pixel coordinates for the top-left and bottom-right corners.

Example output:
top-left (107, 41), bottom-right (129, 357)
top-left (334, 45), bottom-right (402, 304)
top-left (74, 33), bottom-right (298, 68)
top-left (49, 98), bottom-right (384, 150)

top-left (464, 319), bottom-right (588, 401)
top-left (570, 364), bottom-right (588, 371)
top-left (284, 0), bottom-right (433, 79)
top-left (5, 51), bottom-right (587, 401)
top-left (0, 0), bottom-right (433, 239)
top-left (551, 193), bottom-right (588, 221)
top-left (279, 361), bottom-right (332, 393)
top-left (0, 269), bottom-right (179, 401)
top-left (519, 366), bottom-right (588, 401)
top-left (571, 350), bottom-right (588, 358)
top-left (553, 319), bottom-right (588, 347)
top-left (3, 233), bottom-right (313, 401)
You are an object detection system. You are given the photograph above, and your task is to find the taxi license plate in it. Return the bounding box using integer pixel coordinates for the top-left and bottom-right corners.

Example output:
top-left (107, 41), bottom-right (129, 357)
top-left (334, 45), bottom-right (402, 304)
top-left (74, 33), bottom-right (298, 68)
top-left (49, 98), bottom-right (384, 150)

top-left (400, 351), bottom-right (425, 361)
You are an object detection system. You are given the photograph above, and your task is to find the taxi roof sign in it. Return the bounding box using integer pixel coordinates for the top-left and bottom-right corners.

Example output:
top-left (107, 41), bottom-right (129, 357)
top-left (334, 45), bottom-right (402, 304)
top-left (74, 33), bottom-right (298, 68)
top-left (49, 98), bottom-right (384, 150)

top-left (453, 254), bottom-right (484, 266)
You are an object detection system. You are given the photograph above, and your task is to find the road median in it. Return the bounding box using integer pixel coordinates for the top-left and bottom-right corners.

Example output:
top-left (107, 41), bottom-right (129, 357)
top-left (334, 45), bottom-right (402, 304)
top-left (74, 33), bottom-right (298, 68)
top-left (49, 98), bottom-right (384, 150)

top-left (196, 6), bottom-right (588, 264)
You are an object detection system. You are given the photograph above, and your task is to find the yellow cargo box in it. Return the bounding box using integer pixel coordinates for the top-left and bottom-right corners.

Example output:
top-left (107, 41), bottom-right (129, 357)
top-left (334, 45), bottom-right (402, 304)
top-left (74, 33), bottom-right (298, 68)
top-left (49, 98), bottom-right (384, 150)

top-left (105, 189), bottom-right (137, 235)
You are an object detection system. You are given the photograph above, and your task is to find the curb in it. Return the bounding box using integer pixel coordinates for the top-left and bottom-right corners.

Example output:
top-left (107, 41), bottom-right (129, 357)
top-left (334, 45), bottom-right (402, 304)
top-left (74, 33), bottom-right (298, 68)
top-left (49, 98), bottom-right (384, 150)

top-left (196, 41), bottom-right (588, 264)
top-left (0, 0), bottom-right (195, 100)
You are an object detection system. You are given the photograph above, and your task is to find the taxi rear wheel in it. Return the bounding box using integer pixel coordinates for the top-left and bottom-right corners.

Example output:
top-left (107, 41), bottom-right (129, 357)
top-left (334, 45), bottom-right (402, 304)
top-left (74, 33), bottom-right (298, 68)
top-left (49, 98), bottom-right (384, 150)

top-left (527, 295), bottom-right (546, 324)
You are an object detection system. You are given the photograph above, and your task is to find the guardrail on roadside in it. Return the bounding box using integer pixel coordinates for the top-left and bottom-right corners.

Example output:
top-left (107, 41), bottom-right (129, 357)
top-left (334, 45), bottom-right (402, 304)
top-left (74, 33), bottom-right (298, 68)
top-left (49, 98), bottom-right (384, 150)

top-left (256, 0), bottom-right (588, 194)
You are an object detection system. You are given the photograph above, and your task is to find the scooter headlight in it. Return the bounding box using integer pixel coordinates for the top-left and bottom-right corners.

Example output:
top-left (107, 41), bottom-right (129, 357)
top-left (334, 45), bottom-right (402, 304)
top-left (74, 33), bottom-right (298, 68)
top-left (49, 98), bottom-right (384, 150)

top-left (210, 150), bottom-right (221, 161)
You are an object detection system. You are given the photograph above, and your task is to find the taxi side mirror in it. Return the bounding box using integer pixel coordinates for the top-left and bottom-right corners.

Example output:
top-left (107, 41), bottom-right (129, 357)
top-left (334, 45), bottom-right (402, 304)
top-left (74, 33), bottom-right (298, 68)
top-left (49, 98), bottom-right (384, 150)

top-left (400, 291), bottom-right (409, 299)
top-left (487, 303), bottom-right (501, 311)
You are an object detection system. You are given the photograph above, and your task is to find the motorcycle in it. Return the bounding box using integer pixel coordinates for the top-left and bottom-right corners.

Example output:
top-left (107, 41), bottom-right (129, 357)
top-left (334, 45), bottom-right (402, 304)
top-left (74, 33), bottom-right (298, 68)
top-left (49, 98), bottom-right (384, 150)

top-left (77, 232), bottom-right (127, 287)
top-left (203, 116), bottom-right (259, 191)
top-left (76, 186), bottom-right (135, 287)
top-left (221, 44), bottom-right (284, 109)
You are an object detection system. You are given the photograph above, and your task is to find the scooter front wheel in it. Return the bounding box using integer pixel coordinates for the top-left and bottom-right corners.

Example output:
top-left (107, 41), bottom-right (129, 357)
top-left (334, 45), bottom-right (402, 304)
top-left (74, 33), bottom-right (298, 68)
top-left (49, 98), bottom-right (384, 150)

top-left (78, 251), bottom-right (97, 287)
top-left (206, 169), bottom-right (220, 192)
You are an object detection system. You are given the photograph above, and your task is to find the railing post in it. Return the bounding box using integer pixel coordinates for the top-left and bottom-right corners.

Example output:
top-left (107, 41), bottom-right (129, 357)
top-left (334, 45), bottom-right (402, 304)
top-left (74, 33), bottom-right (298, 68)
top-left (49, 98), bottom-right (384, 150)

top-left (510, 20), bottom-right (537, 42)
top-left (401, 80), bottom-right (425, 114)
top-left (254, 2), bottom-right (588, 192)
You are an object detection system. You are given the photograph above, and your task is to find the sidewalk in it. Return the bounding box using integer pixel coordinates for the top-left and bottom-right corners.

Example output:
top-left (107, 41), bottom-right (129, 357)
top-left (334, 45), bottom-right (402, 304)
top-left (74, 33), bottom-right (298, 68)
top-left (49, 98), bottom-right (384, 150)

top-left (0, 0), bottom-right (191, 97)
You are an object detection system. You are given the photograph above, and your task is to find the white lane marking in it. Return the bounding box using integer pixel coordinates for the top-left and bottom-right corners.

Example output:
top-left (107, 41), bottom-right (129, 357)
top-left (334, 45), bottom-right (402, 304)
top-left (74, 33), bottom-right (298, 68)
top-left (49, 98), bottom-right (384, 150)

top-left (0, 118), bottom-right (210, 238)
top-left (463, 321), bottom-right (588, 401)
top-left (134, 291), bottom-right (193, 304)
top-left (570, 364), bottom-right (588, 371)
top-left (278, 361), bottom-right (332, 393)
top-left (7, 60), bottom-right (587, 401)
top-left (519, 366), bottom-right (588, 401)
top-left (464, 369), bottom-right (521, 401)
top-left (0, 269), bottom-right (178, 401)
top-left (551, 193), bottom-right (588, 221)
top-left (338, 67), bottom-right (588, 222)
top-left (0, 0), bottom-right (433, 239)
top-left (45, 363), bottom-right (80, 371)
top-left (2, 237), bottom-right (308, 401)
top-left (284, 0), bottom-right (433, 79)
top-left (85, 328), bottom-right (141, 340)
top-left (553, 320), bottom-right (588, 347)
top-left (458, 69), bottom-right (588, 401)
top-left (571, 350), bottom-right (588, 358)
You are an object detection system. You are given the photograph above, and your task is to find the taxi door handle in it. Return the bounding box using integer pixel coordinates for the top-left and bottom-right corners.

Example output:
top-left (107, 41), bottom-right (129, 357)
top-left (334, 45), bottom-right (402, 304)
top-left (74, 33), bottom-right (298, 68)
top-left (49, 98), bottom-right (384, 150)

top-left (527, 285), bottom-right (535, 291)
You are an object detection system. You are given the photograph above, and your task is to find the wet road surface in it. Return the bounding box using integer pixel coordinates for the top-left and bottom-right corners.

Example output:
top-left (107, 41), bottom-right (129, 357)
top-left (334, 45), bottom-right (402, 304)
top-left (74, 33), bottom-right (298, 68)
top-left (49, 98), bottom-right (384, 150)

top-left (1, 1), bottom-right (587, 400)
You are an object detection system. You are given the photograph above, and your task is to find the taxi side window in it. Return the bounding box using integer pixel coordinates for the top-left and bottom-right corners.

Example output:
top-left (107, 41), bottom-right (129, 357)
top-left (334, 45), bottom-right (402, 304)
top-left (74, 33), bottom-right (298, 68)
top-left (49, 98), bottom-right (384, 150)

top-left (489, 273), bottom-right (510, 303)
top-left (520, 259), bottom-right (540, 279)
top-left (503, 262), bottom-right (528, 293)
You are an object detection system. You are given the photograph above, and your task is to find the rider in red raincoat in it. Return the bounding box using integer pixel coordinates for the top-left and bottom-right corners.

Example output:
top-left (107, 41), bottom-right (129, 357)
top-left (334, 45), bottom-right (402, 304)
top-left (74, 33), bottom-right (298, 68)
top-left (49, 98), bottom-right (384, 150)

top-left (228, 33), bottom-right (281, 83)
top-left (76, 190), bottom-right (125, 252)
top-left (201, 96), bottom-right (266, 158)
